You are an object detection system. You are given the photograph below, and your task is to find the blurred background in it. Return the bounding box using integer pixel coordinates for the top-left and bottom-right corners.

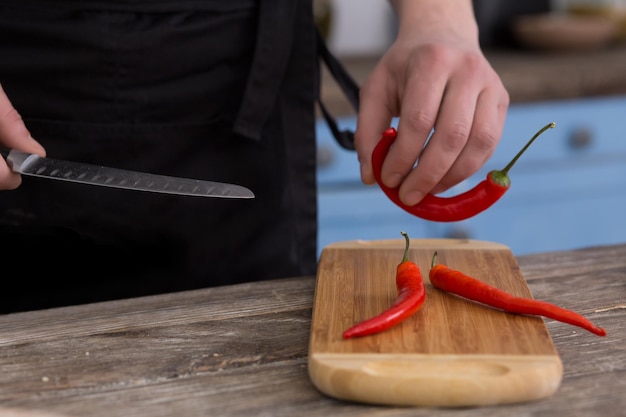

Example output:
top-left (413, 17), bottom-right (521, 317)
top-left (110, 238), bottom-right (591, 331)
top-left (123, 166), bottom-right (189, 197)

top-left (314, 0), bottom-right (626, 256)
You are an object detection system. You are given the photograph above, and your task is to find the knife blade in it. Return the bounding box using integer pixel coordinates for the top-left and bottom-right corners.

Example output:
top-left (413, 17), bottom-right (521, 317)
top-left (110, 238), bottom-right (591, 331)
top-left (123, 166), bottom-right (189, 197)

top-left (1, 148), bottom-right (254, 199)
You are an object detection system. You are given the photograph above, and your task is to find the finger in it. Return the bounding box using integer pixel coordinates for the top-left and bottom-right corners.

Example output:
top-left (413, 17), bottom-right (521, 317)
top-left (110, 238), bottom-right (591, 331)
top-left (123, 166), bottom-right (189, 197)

top-left (0, 83), bottom-right (44, 155)
top-left (389, 52), bottom-right (448, 191)
top-left (431, 84), bottom-right (509, 195)
top-left (0, 83), bottom-right (45, 189)
top-left (398, 72), bottom-right (478, 205)
top-left (354, 68), bottom-right (395, 185)
top-left (0, 163), bottom-right (22, 189)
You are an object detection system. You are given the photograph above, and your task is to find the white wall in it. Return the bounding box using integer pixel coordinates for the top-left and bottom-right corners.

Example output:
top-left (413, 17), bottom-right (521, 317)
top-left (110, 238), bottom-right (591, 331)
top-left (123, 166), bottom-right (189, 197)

top-left (326, 0), bottom-right (396, 56)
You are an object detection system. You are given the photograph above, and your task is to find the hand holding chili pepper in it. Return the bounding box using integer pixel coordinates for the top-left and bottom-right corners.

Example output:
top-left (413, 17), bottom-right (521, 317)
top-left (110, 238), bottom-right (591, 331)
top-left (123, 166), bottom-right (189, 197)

top-left (343, 231), bottom-right (426, 339)
top-left (355, 0), bottom-right (509, 205)
top-left (372, 122), bottom-right (555, 222)
top-left (429, 252), bottom-right (607, 337)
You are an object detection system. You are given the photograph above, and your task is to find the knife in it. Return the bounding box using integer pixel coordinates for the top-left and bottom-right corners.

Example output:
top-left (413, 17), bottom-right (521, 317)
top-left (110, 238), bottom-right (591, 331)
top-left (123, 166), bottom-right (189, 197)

top-left (1, 148), bottom-right (254, 199)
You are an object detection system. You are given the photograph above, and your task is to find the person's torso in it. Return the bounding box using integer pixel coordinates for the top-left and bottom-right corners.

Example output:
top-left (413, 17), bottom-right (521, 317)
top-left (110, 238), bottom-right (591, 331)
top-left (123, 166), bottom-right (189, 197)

top-left (0, 0), bottom-right (319, 312)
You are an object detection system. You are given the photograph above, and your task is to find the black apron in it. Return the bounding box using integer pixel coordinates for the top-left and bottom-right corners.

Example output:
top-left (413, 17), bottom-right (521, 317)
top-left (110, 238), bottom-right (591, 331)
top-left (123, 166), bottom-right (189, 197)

top-left (0, 0), bottom-right (318, 312)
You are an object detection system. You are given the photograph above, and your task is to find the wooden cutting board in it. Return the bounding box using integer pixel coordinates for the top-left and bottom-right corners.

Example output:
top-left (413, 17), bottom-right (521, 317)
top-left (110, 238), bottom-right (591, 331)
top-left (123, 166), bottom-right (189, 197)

top-left (308, 238), bottom-right (563, 407)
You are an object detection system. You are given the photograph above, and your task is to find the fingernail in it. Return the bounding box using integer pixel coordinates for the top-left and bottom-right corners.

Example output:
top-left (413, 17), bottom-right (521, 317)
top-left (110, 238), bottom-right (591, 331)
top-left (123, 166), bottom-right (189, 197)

top-left (404, 191), bottom-right (425, 206)
top-left (28, 136), bottom-right (46, 155)
top-left (360, 162), bottom-right (372, 184)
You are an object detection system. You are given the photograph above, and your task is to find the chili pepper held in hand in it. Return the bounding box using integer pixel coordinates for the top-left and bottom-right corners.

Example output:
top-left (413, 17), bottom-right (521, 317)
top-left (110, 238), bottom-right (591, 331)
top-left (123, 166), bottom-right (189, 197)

top-left (429, 252), bottom-right (607, 337)
top-left (343, 231), bottom-right (426, 339)
top-left (372, 122), bottom-right (556, 222)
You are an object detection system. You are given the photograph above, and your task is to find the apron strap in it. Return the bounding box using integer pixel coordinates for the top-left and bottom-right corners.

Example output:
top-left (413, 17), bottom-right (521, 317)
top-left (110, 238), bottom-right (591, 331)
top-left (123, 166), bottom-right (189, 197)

top-left (234, 0), bottom-right (361, 151)
top-left (233, 0), bottom-right (298, 141)
top-left (315, 27), bottom-right (360, 151)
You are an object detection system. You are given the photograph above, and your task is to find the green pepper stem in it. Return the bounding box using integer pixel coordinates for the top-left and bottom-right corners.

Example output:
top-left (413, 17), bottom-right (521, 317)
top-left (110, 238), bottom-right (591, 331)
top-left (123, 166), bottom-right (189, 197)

top-left (502, 122), bottom-right (556, 175)
top-left (400, 231), bottom-right (410, 263)
top-left (431, 251), bottom-right (438, 269)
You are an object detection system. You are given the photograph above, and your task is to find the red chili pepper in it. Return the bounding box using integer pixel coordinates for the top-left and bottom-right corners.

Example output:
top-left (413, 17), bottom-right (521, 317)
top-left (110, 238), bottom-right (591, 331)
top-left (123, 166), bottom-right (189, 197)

top-left (343, 231), bottom-right (426, 339)
top-left (429, 252), bottom-right (607, 337)
top-left (372, 122), bottom-right (556, 222)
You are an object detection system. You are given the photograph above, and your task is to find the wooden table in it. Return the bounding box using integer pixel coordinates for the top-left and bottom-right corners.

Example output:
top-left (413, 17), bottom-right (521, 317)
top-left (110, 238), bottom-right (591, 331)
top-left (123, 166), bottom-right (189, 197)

top-left (0, 243), bottom-right (624, 417)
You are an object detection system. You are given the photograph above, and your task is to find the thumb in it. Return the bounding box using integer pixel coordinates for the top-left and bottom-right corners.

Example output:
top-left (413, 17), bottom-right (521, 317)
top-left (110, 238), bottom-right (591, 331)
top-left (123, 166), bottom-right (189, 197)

top-left (355, 74), bottom-right (394, 185)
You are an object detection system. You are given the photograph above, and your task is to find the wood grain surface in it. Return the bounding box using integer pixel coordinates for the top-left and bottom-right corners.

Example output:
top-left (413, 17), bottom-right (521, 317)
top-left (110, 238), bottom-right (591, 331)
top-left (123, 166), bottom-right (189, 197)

top-left (0, 243), bottom-right (623, 417)
top-left (308, 239), bottom-right (563, 407)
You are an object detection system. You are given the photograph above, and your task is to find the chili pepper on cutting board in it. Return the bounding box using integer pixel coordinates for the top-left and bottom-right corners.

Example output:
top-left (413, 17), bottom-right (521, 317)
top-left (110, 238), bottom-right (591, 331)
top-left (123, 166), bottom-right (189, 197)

top-left (372, 122), bottom-right (556, 222)
top-left (342, 231), bottom-right (426, 338)
top-left (429, 252), bottom-right (607, 337)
